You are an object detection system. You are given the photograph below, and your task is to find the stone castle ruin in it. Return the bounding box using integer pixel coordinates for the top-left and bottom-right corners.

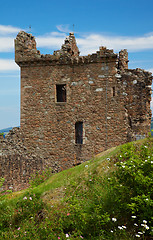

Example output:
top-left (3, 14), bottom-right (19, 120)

top-left (0, 31), bottom-right (152, 191)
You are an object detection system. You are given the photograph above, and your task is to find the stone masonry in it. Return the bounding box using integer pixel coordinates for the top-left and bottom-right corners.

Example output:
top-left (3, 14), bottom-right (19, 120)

top-left (0, 128), bottom-right (44, 191)
top-left (0, 31), bottom-right (152, 191)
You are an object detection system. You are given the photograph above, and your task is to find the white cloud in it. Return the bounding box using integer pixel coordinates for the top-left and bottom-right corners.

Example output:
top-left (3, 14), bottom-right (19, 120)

top-left (48, 31), bottom-right (66, 37)
top-left (1, 25), bottom-right (153, 55)
top-left (77, 34), bottom-right (153, 55)
top-left (0, 74), bottom-right (19, 78)
top-left (0, 59), bottom-right (19, 71)
top-left (0, 89), bottom-right (19, 96)
top-left (0, 25), bottom-right (21, 35)
top-left (0, 37), bottom-right (14, 52)
top-left (37, 33), bottom-right (66, 50)
top-left (36, 31), bottom-right (153, 55)
top-left (0, 25), bottom-right (21, 52)
top-left (56, 24), bottom-right (72, 33)
top-left (147, 68), bottom-right (153, 74)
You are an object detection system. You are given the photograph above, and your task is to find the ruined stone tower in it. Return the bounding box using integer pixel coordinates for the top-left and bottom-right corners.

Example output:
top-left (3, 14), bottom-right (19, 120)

top-left (14, 31), bottom-right (152, 171)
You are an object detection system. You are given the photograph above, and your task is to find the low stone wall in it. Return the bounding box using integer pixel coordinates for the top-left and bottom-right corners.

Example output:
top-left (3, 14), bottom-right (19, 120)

top-left (0, 154), bottom-right (44, 191)
top-left (0, 128), bottom-right (45, 192)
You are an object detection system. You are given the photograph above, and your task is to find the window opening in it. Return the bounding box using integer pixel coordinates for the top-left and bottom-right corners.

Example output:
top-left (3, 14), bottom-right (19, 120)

top-left (128, 116), bottom-right (132, 127)
top-left (112, 87), bottom-right (115, 97)
top-left (75, 122), bottom-right (83, 144)
top-left (56, 84), bottom-right (66, 102)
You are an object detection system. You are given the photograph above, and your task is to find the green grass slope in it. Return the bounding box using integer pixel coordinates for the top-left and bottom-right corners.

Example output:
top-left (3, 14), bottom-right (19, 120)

top-left (1, 137), bottom-right (153, 239)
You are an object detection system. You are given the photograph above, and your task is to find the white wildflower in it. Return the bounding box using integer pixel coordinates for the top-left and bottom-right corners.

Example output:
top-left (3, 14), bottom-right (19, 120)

top-left (118, 226), bottom-right (123, 230)
top-left (143, 220), bottom-right (147, 224)
top-left (112, 218), bottom-right (117, 222)
top-left (145, 225), bottom-right (149, 230)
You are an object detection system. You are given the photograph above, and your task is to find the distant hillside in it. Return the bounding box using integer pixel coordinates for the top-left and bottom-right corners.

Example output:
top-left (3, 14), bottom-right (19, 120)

top-left (0, 127), bottom-right (13, 133)
top-left (151, 117), bottom-right (153, 130)
top-left (0, 127), bottom-right (20, 135)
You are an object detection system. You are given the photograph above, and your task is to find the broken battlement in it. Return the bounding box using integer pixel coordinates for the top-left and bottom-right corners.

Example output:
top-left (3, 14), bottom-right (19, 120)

top-left (15, 31), bottom-right (128, 67)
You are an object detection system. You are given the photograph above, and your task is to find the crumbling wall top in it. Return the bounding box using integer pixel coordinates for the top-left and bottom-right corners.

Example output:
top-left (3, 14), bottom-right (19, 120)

top-left (16, 31), bottom-right (37, 50)
top-left (15, 31), bottom-right (118, 66)
top-left (15, 31), bottom-right (41, 63)
top-left (54, 32), bottom-right (80, 57)
top-left (118, 49), bottom-right (129, 71)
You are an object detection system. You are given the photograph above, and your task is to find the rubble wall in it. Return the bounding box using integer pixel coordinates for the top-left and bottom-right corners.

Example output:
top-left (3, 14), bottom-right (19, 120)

top-left (0, 154), bottom-right (44, 191)
top-left (121, 69), bottom-right (152, 140)
top-left (0, 128), bottom-right (44, 191)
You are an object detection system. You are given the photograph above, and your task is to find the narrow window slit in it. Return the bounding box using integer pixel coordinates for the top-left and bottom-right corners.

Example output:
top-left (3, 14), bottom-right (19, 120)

top-left (75, 122), bottom-right (83, 144)
top-left (112, 87), bottom-right (115, 97)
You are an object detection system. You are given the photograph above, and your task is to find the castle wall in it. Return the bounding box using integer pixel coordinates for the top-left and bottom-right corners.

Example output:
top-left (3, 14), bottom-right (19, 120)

top-left (121, 69), bottom-right (152, 140)
top-left (20, 60), bottom-right (128, 170)
top-left (0, 154), bottom-right (44, 191)
top-left (0, 128), bottom-right (44, 191)
top-left (15, 31), bottom-right (152, 171)
top-left (0, 31), bottom-right (152, 191)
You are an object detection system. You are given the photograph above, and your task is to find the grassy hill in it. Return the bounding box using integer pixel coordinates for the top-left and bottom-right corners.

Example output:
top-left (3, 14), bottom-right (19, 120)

top-left (1, 137), bottom-right (153, 239)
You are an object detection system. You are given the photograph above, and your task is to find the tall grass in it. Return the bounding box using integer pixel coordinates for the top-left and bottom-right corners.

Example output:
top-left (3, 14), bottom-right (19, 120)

top-left (1, 137), bottom-right (153, 239)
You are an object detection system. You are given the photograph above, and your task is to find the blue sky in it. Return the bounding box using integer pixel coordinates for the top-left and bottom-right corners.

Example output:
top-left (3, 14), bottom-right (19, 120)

top-left (0, 0), bottom-right (153, 129)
